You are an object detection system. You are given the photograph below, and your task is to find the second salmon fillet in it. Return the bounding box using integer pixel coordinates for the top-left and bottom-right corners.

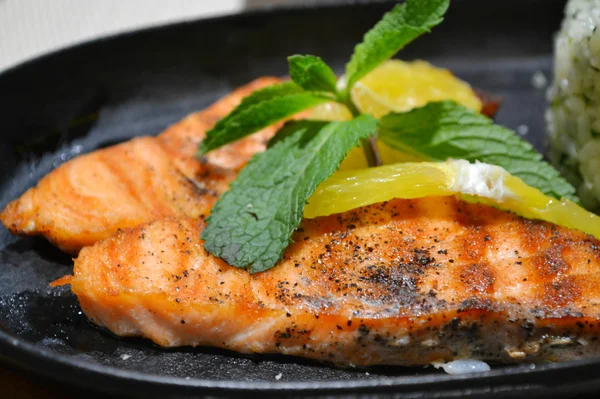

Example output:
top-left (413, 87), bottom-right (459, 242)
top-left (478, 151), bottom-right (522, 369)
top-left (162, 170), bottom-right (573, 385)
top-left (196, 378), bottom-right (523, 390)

top-left (0, 78), bottom-right (281, 254)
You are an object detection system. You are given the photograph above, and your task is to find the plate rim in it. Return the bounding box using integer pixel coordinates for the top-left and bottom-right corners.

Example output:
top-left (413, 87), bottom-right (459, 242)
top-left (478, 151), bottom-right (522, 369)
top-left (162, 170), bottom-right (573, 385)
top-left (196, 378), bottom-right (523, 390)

top-left (3, 328), bottom-right (600, 394)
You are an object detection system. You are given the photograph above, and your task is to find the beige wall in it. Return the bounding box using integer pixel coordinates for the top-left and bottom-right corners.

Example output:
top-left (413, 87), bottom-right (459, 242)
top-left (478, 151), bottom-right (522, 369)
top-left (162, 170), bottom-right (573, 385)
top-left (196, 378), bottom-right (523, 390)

top-left (0, 0), bottom-right (243, 72)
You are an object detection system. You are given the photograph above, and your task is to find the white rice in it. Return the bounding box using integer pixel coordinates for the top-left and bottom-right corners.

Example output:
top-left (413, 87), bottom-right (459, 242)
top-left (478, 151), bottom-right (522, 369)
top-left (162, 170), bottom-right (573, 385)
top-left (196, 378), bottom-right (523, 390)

top-left (546, 0), bottom-right (600, 209)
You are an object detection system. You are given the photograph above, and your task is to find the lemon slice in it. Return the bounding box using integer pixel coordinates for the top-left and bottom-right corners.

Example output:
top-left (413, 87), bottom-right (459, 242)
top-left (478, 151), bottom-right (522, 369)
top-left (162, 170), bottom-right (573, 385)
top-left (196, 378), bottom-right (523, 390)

top-left (353, 60), bottom-right (482, 117)
top-left (310, 60), bottom-right (483, 170)
top-left (311, 60), bottom-right (482, 120)
top-left (304, 160), bottom-right (600, 239)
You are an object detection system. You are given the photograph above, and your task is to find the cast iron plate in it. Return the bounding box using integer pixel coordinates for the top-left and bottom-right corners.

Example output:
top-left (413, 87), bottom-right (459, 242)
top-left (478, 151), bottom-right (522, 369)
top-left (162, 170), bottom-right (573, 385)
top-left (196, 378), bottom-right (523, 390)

top-left (2, 0), bottom-right (598, 397)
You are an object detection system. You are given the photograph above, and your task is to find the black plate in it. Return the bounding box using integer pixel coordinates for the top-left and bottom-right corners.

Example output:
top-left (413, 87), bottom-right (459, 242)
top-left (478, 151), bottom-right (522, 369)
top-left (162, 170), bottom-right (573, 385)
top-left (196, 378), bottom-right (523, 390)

top-left (3, 0), bottom-right (597, 397)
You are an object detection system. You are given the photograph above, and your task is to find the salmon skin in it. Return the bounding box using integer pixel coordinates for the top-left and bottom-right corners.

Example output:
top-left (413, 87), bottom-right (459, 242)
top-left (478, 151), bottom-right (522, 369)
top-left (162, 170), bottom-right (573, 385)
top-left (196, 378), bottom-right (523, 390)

top-left (70, 196), bottom-right (600, 366)
top-left (0, 78), bottom-right (281, 254)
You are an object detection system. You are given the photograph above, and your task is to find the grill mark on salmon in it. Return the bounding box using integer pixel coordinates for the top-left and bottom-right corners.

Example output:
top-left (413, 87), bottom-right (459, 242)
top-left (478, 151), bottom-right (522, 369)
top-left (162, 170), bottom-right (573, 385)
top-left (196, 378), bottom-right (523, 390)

top-left (0, 78), bottom-right (282, 254)
top-left (69, 196), bottom-right (600, 366)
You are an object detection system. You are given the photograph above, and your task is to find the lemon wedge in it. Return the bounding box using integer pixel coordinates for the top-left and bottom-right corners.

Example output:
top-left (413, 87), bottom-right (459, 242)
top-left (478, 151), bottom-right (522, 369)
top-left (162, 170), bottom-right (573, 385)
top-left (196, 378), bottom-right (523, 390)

top-left (310, 60), bottom-right (483, 170)
top-left (304, 160), bottom-right (600, 239)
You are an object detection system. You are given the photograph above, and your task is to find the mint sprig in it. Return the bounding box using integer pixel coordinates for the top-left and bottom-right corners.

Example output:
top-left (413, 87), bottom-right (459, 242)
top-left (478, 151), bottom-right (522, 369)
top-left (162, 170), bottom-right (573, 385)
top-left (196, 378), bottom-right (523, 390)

top-left (201, 115), bottom-right (378, 273)
top-left (342, 0), bottom-right (449, 97)
top-left (199, 0), bottom-right (450, 156)
top-left (378, 101), bottom-right (578, 201)
top-left (198, 0), bottom-right (578, 273)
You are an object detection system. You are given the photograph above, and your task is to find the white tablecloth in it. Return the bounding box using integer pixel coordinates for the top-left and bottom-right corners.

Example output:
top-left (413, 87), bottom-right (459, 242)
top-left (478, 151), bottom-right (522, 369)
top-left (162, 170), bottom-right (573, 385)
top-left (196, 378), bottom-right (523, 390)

top-left (0, 0), bottom-right (244, 72)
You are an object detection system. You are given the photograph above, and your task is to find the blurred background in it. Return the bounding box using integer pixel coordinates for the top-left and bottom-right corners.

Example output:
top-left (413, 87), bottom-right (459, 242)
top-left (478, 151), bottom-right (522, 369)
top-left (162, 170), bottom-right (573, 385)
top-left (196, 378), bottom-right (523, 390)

top-left (0, 0), bottom-right (312, 72)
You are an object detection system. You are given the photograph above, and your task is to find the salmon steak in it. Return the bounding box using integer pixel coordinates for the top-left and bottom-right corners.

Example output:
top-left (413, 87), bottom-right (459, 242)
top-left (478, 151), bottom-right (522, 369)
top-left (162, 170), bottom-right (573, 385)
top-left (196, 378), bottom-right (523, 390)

top-left (0, 78), bottom-right (281, 254)
top-left (67, 196), bottom-right (600, 366)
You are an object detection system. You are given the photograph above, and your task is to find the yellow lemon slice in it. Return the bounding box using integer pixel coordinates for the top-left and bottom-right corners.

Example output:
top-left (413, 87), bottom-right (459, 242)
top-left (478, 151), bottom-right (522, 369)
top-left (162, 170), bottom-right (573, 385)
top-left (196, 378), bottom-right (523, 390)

top-left (304, 160), bottom-right (600, 239)
top-left (311, 59), bottom-right (481, 120)
top-left (310, 60), bottom-right (482, 170)
top-left (353, 60), bottom-right (481, 117)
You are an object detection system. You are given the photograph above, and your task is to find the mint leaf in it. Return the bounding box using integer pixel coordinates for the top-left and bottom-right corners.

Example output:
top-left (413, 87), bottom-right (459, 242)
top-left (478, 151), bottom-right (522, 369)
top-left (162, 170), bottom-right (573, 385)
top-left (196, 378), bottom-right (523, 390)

top-left (217, 81), bottom-right (303, 122)
top-left (378, 101), bottom-right (578, 201)
top-left (198, 83), bottom-right (329, 154)
top-left (344, 0), bottom-right (449, 94)
top-left (202, 115), bottom-right (378, 273)
top-left (288, 55), bottom-right (338, 93)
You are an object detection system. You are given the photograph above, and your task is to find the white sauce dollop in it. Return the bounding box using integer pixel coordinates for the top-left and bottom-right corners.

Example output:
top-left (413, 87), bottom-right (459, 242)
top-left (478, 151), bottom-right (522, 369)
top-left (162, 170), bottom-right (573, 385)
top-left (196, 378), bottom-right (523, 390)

top-left (433, 359), bottom-right (491, 375)
top-left (450, 160), bottom-right (512, 202)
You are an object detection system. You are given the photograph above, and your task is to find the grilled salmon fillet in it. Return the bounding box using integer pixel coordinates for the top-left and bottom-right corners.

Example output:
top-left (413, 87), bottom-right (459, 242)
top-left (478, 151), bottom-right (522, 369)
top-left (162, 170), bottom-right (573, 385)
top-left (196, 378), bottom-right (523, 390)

top-left (69, 196), bottom-right (600, 366)
top-left (0, 78), bottom-right (281, 254)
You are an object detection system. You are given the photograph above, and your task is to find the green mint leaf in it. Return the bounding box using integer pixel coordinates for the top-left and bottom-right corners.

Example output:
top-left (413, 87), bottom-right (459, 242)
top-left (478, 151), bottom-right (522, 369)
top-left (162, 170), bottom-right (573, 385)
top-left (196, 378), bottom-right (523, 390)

top-left (202, 115), bottom-right (378, 273)
top-left (288, 55), bottom-right (338, 93)
top-left (202, 81), bottom-right (303, 145)
top-left (344, 0), bottom-right (449, 94)
top-left (218, 81), bottom-right (303, 122)
top-left (198, 82), bottom-right (329, 154)
top-left (378, 101), bottom-right (579, 201)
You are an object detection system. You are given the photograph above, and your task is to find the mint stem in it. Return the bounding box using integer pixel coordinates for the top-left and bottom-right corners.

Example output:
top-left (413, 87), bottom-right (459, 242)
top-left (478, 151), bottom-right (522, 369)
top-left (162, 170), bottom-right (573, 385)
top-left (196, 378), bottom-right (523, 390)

top-left (362, 137), bottom-right (382, 167)
top-left (340, 93), bottom-right (381, 167)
